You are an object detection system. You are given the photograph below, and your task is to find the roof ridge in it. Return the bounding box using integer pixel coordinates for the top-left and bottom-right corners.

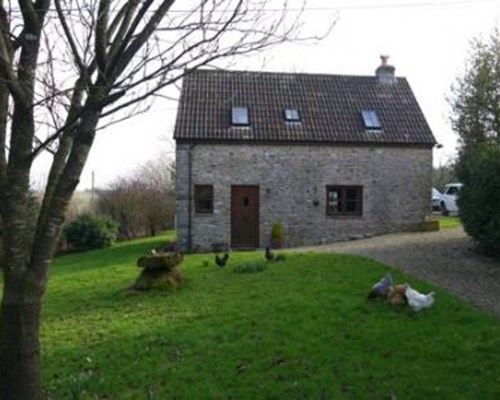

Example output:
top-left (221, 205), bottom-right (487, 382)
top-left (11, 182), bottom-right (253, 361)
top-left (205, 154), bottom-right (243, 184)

top-left (185, 68), bottom-right (407, 81)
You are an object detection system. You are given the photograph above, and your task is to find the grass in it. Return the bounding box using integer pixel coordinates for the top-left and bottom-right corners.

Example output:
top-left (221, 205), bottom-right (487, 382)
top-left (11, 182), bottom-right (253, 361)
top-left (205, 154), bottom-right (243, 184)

top-left (435, 215), bottom-right (462, 229)
top-left (5, 232), bottom-right (499, 398)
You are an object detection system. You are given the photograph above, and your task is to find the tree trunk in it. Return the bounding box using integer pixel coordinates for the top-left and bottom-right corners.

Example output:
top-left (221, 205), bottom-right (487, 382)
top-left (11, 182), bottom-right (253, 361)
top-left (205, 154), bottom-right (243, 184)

top-left (0, 274), bottom-right (43, 400)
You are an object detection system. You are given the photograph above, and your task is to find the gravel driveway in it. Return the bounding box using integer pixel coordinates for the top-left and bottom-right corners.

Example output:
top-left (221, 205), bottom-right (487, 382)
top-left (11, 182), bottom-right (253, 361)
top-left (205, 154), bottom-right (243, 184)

top-left (297, 227), bottom-right (500, 317)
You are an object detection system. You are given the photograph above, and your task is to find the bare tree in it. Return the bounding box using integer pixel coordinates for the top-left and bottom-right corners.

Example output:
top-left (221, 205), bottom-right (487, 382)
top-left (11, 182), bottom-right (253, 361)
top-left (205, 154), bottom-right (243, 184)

top-left (136, 157), bottom-right (175, 236)
top-left (0, 1), bottom-right (330, 398)
top-left (95, 157), bottom-right (175, 240)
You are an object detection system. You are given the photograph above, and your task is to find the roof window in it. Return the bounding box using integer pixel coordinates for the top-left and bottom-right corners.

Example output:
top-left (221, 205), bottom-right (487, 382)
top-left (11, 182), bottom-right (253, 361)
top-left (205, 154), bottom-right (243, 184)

top-left (284, 108), bottom-right (301, 122)
top-left (361, 109), bottom-right (382, 130)
top-left (232, 106), bottom-right (249, 126)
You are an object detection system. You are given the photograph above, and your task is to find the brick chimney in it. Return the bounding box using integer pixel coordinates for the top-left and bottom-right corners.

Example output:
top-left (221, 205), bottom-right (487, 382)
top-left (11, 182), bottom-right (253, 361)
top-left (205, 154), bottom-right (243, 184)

top-left (375, 55), bottom-right (396, 84)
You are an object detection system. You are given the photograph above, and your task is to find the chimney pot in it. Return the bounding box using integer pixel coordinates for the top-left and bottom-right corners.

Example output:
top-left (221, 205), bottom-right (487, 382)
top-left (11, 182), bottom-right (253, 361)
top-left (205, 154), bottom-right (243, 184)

top-left (376, 55), bottom-right (396, 84)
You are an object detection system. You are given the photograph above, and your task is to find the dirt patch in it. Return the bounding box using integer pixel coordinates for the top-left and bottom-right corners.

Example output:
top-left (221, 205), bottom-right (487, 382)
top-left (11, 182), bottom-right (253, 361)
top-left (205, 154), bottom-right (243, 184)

top-left (296, 227), bottom-right (500, 317)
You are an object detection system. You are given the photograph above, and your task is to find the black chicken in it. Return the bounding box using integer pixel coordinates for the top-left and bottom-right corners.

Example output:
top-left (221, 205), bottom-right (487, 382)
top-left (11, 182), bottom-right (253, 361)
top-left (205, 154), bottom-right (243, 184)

top-left (265, 247), bottom-right (275, 262)
top-left (215, 252), bottom-right (230, 267)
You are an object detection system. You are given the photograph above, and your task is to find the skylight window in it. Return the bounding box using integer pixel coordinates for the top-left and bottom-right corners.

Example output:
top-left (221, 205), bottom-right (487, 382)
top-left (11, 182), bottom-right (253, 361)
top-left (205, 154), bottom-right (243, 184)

top-left (284, 108), bottom-right (301, 122)
top-left (361, 110), bottom-right (382, 130)
top-left (232, 106), bottom-right (249, 126)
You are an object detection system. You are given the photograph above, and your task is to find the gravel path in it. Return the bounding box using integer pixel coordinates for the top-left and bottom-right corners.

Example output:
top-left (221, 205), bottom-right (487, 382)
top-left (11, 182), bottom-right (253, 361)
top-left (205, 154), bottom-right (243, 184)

top-left (296, 227), bottom-right (500, 317)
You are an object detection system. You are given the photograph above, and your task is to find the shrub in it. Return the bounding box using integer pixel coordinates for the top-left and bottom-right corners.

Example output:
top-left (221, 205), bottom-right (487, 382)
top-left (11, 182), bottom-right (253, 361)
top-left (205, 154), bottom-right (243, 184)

top-left (456, 144), bottom-right (500, 257)
top-left (271, 222), bottom-right (283, 239)
top-left (270, 222), bottom-right (284, 248)
top-left (64, 214), bottom-right (118, 251)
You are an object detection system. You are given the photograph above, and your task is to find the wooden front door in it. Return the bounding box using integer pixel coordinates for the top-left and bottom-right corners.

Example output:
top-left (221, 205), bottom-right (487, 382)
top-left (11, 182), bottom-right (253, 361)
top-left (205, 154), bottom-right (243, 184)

top-left (231, 185), bottom-right (259, 248)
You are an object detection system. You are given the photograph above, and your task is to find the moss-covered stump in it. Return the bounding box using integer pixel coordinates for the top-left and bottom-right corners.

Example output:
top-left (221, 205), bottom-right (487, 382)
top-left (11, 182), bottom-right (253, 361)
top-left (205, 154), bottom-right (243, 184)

top-left (137, 252), bottom-right (183, 270)
top-left (132, 267), bottom-right (182, 291)
top-left (131, 252), bottom-right (183, 291)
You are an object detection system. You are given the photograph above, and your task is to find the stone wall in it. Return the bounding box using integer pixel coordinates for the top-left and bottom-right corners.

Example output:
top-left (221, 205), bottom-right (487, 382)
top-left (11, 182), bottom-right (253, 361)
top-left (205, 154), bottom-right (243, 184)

top-left (175, 142), bottom-right (433, 251)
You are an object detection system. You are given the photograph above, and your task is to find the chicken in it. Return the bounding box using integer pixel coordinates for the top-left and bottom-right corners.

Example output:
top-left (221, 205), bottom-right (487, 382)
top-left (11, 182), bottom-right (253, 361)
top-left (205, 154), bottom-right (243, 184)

top-left (404, 284), bottom-right (435, 312)
top-left (265, 247), bottom-right (275, 261)
top-left (367, 272), bottom-right (393, 299)
top-left (388, 284), bottom-right (407, 305)
top-left (215, 252), bottom-right (230, 267)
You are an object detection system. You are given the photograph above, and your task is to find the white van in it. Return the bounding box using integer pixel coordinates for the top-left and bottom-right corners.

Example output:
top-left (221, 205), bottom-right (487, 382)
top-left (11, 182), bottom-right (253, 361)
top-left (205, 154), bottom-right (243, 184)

top-left (440, 183), bottom-right (462, 216)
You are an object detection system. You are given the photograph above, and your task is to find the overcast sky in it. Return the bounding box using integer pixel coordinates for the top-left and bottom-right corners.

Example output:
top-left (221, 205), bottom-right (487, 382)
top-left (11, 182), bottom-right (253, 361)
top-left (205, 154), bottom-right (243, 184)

top-left (31, 0), bottom-right (500, 190)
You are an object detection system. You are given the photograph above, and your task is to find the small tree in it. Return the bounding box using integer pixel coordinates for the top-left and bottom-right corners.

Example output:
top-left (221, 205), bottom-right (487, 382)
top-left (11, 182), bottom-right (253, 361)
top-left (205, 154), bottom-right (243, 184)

top-left (450, 28), bottom-right (500, 256)
top-left (450, 29), bottom-right (500, 152)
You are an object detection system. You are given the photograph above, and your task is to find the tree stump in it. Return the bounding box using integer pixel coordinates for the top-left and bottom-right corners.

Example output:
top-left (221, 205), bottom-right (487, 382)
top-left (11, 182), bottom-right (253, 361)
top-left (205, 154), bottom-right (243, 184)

top-left (131, 252), bottom-right (183, 291)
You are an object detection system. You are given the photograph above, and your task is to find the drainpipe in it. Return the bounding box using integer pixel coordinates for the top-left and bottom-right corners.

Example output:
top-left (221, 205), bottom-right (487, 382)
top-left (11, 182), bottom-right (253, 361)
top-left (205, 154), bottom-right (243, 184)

top-left (187, 144), bottom-right (195, 252)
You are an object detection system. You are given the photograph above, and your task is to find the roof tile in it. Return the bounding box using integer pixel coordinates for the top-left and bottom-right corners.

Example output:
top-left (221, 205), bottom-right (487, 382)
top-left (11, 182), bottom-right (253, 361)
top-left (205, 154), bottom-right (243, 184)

top-left (174, 69), bottom-right (436, 145)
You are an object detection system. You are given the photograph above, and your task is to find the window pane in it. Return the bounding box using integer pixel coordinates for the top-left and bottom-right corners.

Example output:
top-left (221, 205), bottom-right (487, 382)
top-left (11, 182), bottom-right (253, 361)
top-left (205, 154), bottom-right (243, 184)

top-left (328, 200), bottom-right (339, 212)
top-left (345, 188), bottom-right (359, 201)
top-left (345, 201), bottom-right (358, 213)
top-left (361, 110), bottom-right (381, 129)
top-left (326, 187), bottom-right (341, 214)
top-left (328, 190), bottom-right (338, 200)
top-left (195, 185), bottom-right (213, 214)
top-left (232, 107), bottom-right (249, 126)
top-left (284, 108), bottom-right (300, 121)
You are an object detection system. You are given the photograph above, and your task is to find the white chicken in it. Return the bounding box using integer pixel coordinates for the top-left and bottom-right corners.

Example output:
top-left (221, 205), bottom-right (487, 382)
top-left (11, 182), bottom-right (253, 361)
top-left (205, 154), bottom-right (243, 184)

top-left (404, 284), bottom-right (435, 312)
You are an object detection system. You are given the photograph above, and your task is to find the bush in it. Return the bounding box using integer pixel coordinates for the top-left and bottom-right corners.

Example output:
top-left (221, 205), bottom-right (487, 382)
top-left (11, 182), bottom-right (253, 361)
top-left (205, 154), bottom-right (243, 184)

top-left (456, 144), bottom-right (500, 256)
top-left (64, 214), bottom-right (118, 251)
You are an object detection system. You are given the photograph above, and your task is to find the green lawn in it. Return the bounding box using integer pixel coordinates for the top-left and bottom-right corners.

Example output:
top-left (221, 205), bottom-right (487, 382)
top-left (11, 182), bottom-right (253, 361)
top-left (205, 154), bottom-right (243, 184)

top-left (435, 215), bottom-right (462, 229)
top-left (14, 232), bottom-right (498, 398)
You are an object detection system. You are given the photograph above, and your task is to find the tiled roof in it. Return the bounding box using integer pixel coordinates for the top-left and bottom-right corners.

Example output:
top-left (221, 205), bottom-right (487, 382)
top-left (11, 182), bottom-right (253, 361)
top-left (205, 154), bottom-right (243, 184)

top-left (173, 69), bottom-right (436, 146)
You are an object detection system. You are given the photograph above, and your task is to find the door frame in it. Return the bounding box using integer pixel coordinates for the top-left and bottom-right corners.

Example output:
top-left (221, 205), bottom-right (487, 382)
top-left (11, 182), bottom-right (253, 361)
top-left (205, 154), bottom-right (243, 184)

top-left (230, 185), bottom-right (260, 249)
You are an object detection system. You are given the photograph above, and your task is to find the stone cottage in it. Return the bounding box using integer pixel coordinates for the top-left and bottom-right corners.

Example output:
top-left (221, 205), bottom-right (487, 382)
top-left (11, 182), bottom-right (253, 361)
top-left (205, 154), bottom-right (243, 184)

top-left (174, 58), bottom-right (436, 251)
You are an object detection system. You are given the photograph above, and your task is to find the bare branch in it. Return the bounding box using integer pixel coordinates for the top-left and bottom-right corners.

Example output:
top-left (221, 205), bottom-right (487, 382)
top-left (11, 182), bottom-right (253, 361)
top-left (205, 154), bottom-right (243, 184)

top-left (106, 0), bottom-right (155, 75)
top-left (0, 66), bottom-right (7, 189)
top-left (54, 0), bottom-right (89, 85)
top-left (17, 0), bottom-right (38, 29)
top-left (95, 0), bottom-right (110, 77)
top-left (110, 0), bottom-right (175, 79)
top-left (0, 6), bottom-right (25, 104)
top-left (107, 1), bottom-right (139, 67)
